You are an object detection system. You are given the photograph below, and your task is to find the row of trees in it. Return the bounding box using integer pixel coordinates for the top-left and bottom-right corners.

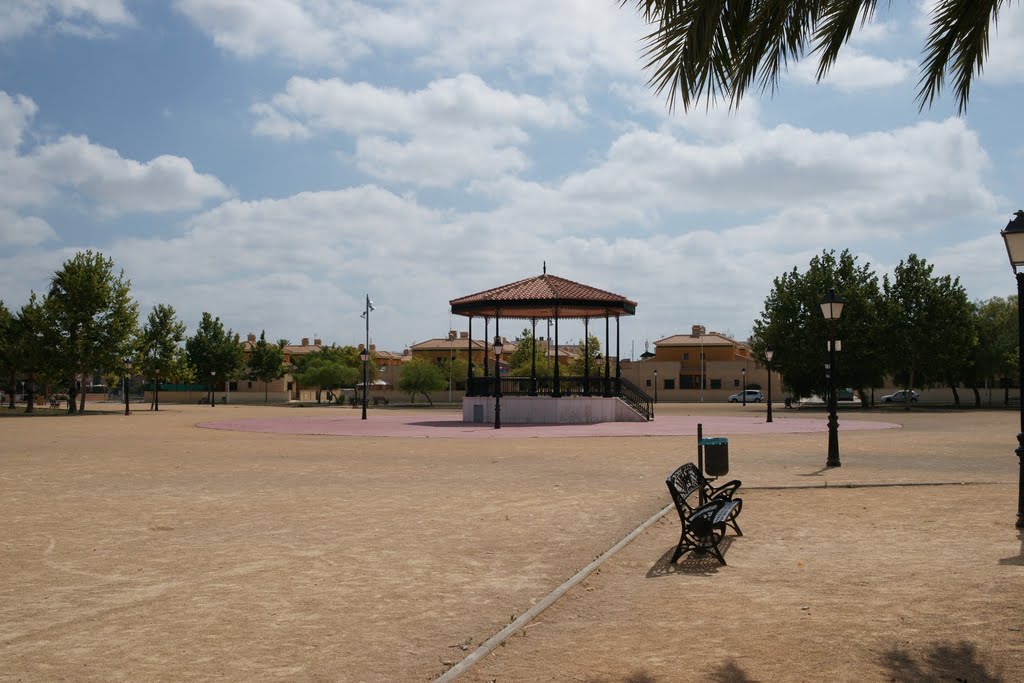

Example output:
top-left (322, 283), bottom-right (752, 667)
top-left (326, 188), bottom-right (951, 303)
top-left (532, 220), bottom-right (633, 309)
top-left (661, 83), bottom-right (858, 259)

top-left (0, 251), bottom-right (298, 413)
top-left (752, 250), bottom-right (1018, 408)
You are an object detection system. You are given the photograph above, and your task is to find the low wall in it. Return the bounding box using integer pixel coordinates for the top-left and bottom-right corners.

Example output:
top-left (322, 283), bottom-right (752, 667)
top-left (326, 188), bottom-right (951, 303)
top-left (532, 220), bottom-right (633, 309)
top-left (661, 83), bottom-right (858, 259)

top-left (463, 396), bottom-right (647, 424)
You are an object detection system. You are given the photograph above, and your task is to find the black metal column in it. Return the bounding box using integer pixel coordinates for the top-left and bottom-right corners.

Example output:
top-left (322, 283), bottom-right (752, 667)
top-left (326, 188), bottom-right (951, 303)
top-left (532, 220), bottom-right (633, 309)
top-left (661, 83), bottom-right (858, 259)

top-left (483, 317), bottom-right (489, 379)
top-left (530, 317), bottom-right (537, 396)
top-left (767, 358), bottom-right (774, 423)
top-left (1016, 272), bottom-right (1024, 527)
top-left (604, 316), bottom-right (610, 397)
top-left (827, 327), bottom-right (840, 467)
top-left (554, 314), bottom-right (560, 397)
top-left (583, 318), bottom-right (590, 396)
top-left (467, 316), bottom-right (473, 395)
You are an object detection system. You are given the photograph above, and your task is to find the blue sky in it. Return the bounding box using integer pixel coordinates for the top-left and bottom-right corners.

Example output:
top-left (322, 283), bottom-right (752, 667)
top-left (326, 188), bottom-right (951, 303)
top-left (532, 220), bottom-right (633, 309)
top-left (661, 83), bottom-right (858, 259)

top-left (1, 1), bottom-right (1021, 356)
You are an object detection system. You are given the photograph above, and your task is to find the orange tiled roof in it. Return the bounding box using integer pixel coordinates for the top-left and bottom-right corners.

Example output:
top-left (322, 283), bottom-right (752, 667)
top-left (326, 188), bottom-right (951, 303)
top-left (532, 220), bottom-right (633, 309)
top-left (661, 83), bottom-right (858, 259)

top-left (450, 273), bottom-right (636, 319)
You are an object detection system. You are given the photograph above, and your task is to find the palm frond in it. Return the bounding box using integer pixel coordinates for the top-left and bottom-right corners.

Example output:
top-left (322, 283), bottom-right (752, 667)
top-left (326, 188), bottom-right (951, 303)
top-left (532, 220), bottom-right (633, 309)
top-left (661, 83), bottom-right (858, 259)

top-left (813, 0), bottom-right (877, 79)
top-left (917, 0), bottom-right (1003, 113)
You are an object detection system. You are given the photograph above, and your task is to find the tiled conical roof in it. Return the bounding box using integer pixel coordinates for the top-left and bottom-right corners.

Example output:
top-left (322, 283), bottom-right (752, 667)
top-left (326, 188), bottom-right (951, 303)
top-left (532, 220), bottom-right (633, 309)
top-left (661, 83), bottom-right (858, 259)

top-left (450, 274), bottom-right (636, 319)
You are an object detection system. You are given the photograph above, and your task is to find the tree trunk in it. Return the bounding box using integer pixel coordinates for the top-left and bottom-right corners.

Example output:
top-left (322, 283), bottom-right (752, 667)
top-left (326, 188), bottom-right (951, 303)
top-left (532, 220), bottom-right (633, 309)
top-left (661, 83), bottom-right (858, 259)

top-left (67, 374), bottom-right (79, 414)
top-left (950, 384), bottom-right (960, 407)
top-left (25, 375), bottom-right (35, 414)
top-left (78, 372), bottom-right (86, 413)
top-left (265, 381), bottom-right (269, 403)
top-left (972, 386), bottom-right (981, 408)
top-left (1005, 383), bottom-right (1010, 407)
top-left (422, 391), bottom-right (433, 406)
top-left (904, 368), bottom-right (914, 411)
top-left (7, 369), bottom-right (15, 409)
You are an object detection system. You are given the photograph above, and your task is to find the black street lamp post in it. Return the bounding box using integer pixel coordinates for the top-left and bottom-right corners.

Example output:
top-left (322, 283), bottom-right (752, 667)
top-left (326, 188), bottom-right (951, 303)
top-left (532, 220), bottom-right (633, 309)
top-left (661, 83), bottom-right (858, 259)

top-left (741, 367), bottom-right (747, 406)
top-left (359, 347), bottom-right (369, 420)
top-left (765, 347), bottom-right (774, 423)
top-left (210, 370), bottom-right (216, 408)
top-left (360, 295), bottom-right (374, 421)
top-left (820, 289), bottom-right (845, 467)
top-left (653, 369), bottom-right (658, 403)
top-left (999, 209), bottom-right (1024, 528)
top-left (493, 336), bottom-right (503, 429)
top-left (123, 357), bottom-right (131, 416)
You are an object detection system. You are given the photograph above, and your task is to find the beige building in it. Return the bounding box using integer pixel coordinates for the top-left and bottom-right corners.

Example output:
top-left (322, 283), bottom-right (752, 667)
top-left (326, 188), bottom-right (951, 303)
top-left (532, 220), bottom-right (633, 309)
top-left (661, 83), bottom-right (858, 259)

top-left (621, 325), bottom-right (782, 403)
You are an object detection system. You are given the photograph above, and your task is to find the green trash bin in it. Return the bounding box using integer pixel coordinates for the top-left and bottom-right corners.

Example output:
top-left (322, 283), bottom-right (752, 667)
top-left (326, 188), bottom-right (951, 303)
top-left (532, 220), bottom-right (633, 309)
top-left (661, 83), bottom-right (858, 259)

top-left (699, 437), bottom-right (729, 477)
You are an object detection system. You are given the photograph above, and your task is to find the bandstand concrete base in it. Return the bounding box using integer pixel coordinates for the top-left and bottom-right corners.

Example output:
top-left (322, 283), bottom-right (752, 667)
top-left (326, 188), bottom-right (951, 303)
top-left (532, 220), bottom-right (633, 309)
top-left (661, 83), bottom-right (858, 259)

top-left (463, 396), bottom-right (647, 424)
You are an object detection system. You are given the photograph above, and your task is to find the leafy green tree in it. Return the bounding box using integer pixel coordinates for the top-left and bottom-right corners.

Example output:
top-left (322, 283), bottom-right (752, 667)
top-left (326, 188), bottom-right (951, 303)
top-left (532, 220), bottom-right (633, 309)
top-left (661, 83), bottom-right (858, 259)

top-left (46, 250), bottom-right (138, 413)
top-left (628, 0), bottom-right (1008, 113)
top-left (566, 334), bottom-right (603, 377)
top-left (506, 327), bottom-right (550, 377)
top-left (247, 331), bottom-right (287, 402)
top-left (970, 296), bottom-right (1018, 406)
top-left (0, 301), bottom-right (14, 409)
top-left (292, 346), bottom-right (367, 402)
top-left (882, 254), bottom-right (974, 409)
top-left (12, 294), bottom-right (55, 414)
top-left (185, 313), bottom-right (245, 403)
top-left (439, 357), bottom-right (470, 391)
top-left (399, 357), bottom-right (446, 405)
top-left (137, 304), bottom-right (187, 411)
top-left (752, 250), bottom-right (886, 402)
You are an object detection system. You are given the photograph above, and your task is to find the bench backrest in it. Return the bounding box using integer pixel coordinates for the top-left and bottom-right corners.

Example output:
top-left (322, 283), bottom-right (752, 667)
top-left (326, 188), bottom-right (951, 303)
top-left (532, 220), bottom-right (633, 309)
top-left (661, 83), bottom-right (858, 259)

top-left (666, 463), bottom-right (703, 519)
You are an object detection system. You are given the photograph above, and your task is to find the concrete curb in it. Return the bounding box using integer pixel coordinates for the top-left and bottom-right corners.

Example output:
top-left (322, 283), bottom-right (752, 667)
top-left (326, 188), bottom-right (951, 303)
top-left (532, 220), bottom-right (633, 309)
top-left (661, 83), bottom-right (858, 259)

top-left (434, 501), bottom-right (676, 682)
top-left (433, 480), bottom-right (1008, 681)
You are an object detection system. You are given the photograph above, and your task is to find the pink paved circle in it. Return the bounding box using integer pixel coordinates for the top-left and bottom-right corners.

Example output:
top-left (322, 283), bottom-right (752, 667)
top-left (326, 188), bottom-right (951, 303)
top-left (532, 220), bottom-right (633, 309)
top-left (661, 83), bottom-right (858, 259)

top-left (199, 413), bottom-right (900, 438)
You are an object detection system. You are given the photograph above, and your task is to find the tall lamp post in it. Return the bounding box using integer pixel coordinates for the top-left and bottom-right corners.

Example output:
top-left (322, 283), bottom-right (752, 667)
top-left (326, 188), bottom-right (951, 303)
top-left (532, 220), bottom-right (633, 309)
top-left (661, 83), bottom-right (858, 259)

top-left (653, 368), bottom-right (658, 403)
top-left (359, 346), bottom-right (369, 420)
top-left (999, 209), bottom-right (1024, 528)
top-left (765, 347), bottom-right (774, 423)
top-left (741, 367), bottom-right (747, 406)
top-left (360, 295), bottom-right (374, 420)
top-left (820, 289), bottom-right (846, 467)
top-left (123, 357), bottom-right (131, 416)
top-left (210, 370), bottom-right (216, 408)
top-left (493, 335), bottom-right (503, 429)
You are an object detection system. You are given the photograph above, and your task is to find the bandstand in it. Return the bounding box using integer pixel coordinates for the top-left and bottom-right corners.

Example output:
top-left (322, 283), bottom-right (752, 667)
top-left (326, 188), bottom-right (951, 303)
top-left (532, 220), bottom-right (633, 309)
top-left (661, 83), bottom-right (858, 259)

top-left (449, 269), bottom-right (652, 424)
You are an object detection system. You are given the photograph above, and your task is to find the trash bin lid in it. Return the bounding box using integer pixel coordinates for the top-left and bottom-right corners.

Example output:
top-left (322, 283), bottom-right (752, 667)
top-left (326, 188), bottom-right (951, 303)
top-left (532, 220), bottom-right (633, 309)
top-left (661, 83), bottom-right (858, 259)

top-left (699, 437), bottom-right (728, 446)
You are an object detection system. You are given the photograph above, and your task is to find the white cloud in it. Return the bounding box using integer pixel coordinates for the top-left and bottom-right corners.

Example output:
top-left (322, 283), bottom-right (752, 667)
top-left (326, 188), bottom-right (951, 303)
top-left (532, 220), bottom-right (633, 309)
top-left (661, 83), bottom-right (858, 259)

top-left (0, 0), bottom-right (132, 41)
top-left (983, 3), bottom-right (1024, 84)
top-left (0, 209), bottom-right (56, 247)
top-left (253, 74), bottom-right (578, 187)
top-left (790, 48), bottom-right (916, 92)
top-left (0, 92), bottom-right (37, 150)
top-left (176, 0), bottom-right (648, 82)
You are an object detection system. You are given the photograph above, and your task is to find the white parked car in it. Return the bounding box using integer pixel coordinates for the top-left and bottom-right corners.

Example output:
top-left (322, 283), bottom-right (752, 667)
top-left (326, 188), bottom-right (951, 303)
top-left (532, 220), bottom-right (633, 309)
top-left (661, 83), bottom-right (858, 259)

top-left (881, 390), bottom-right (919, 403)
top-left (728, 389), bottom-right (763, 403)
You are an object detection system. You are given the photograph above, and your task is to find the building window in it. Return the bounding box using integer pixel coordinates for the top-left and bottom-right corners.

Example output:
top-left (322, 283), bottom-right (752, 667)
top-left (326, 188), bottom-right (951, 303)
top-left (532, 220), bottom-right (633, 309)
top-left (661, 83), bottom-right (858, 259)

top-left (247, 381), bottom-right (252, 389)
top-left (646, 379), bottom-right (652, 387)
top-left (230, 381), bottom-right (238, 391)
top-left (287, 382), bottom-right (293, 390)
top-left (710, 379), bottom-right (722, 389)
top-left (679, 375), bottom-right (702, 389)
top-left (683, 352), bottom-right (689, 360)
top-left (664, 379), bottom-right (675, 390)
top-left (734, 379), bottom-right (740, 387)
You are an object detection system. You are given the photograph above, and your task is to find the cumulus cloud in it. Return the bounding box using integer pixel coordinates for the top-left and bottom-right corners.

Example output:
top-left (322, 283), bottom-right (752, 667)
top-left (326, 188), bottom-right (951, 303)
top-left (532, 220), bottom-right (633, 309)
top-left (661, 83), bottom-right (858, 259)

top-left (30, 135), bottom-right (232, 215)
top-left (790, 48), bottom-right (916, 92)
top-left (253, 74), bottom-right (579, 186)
top-left (0, 92), bottom-right (37, 150)
top-left (176, 0), bottom-right (647, 81)
top-left (0, 0), bottom-right (132, 41)
top-left (0, 209), bottom-right (57, 247)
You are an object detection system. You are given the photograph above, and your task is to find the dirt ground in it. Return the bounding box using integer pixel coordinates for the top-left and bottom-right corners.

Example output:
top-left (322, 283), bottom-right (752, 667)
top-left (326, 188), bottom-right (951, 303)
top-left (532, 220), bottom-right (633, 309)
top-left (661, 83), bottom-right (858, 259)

top-left (1, 401), bottom-right (1021, 682)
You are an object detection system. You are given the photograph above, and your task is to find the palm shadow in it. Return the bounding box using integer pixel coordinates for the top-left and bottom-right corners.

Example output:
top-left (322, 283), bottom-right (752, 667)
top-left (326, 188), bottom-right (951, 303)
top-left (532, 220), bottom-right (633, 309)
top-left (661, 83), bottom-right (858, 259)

top-left (880, 641), bottom-right (1000, 682)
top-left (583, 660), bottom-right (755, 683)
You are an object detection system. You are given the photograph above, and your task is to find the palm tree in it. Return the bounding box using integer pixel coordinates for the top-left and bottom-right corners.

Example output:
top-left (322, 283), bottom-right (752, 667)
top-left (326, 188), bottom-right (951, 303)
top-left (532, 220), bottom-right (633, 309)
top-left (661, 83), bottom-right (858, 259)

top-left (627, 0), bottom-right (1014, 113)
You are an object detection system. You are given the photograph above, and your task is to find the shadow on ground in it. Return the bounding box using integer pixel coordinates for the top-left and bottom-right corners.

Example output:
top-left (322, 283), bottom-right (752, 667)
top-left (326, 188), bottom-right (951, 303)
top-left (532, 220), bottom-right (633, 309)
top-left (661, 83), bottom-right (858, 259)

top-left (645, 540), bottom-right (733, 578)
top-left (880, 641), bottom-right (1000, 682)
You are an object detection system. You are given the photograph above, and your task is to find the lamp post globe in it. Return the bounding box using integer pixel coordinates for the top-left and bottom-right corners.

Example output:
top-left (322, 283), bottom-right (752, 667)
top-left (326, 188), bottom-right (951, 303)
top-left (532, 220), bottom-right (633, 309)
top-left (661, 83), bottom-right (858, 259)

top-left (765, 347), bottom-right (774, 423)
top-left (999, 209), bottom-right (1024, 528)
top-left (492, 335), bottom-right (503, 429)
top-left (820, 289), bottom-right (845, 467)
top-left (359, 347), bottom-right (370, 420)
